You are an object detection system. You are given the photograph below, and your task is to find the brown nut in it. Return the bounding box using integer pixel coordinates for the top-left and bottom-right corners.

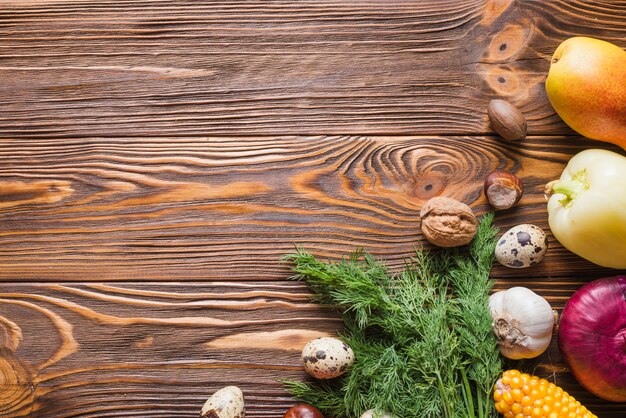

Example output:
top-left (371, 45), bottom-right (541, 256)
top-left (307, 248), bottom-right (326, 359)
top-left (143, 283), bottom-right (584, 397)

top-left (284, 404), bottom-right (325, 418)
top-left (419, 196), bottom-right (478, 247)
top-left (488, 99), bottom-right (527, 140)
top-left (484, 171), bottom-right (523, 210)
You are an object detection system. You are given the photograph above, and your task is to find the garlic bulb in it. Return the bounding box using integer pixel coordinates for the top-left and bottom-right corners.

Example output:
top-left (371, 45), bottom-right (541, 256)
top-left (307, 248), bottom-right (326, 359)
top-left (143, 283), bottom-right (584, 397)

top-left (488, 287), bottom-right (557, 359)
top-left (361, 410), bottom-right (394, 418)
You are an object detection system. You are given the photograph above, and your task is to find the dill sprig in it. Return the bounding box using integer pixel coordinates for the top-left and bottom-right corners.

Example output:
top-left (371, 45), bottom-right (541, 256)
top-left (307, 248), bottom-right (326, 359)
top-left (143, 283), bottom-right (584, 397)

top-left (283, 212), bottom-right (502, 418)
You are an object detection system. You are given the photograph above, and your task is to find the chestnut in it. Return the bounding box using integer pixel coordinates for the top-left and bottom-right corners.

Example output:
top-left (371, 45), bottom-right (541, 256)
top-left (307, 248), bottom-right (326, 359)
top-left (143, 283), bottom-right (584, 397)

top-left (283, 403), bottom-right (325, 418)
top-left (484, 171), bottom-right (523, 210)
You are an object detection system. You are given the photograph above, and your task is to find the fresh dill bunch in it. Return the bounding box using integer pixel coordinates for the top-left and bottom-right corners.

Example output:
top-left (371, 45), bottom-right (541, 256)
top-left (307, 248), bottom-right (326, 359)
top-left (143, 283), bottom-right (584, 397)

top-left (283, 248), bottom-right (395, 329)
top-left (283, 213), bottom-right (502, 418)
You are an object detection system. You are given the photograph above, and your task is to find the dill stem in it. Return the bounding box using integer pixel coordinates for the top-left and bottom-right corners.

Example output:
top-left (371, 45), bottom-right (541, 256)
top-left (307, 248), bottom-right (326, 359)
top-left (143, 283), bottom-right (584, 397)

top-left (484, 389), bottom-right (492, 418)
top-left (437, 373), bottom-right (451, 418)
top-left (460, 373), bottom-right (468, 417)
top-left (461, 367), bottom-right (475, 418)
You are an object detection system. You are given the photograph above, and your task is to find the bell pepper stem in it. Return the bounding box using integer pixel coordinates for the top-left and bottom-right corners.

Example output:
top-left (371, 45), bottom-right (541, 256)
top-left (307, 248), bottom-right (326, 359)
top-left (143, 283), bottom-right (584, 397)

top-left (544, 170), bottom-right (588, 207)
top-left (551, 179), bottom-right (586, 198)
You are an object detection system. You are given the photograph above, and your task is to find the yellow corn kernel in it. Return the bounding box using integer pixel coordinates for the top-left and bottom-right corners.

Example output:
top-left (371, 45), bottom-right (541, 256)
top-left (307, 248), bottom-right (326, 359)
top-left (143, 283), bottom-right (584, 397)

top-left (512, 389), bottom-right (524, 403)
top-left (495, 389), bottom-right (504, 403)
top-left (511, 403), bottom-right (523, 415)
top-left (493, 370), bottom-right (598, 418)
top-left (511, 376), bottom-right (523, 389)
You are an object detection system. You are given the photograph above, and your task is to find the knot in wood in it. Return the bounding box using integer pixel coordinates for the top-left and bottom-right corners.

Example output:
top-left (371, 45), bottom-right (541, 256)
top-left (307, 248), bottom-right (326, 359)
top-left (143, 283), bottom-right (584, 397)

top-left (0, 348), bottom-right (36, 416)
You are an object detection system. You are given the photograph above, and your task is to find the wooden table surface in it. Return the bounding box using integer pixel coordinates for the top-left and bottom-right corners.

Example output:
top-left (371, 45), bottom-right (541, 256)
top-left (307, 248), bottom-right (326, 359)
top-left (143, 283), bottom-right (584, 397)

top-left (1, 1), bottom-right (625, 417)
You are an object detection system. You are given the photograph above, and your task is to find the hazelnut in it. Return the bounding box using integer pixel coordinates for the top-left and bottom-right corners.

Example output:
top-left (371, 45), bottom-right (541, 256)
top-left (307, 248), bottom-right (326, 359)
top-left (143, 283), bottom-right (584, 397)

top-left (487, 99), bottom-right (527, 140)
top-left (484, 171), bottom-right (523, 210)
top-left (284, 404), bottom-right (325, 418)
top-left (419, 196), bottom-right (478, 247)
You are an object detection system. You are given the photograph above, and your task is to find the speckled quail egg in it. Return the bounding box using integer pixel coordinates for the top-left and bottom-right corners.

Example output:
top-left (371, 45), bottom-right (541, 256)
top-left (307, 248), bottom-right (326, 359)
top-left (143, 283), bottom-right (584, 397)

top-left (360, 409), bottom-right (395, 418)
top-left (495, 224), bottom-right (548, 268)
top-left (302, 337), bottom-right (354, 379)
top-left (200, 386), bottom-right (245, 418)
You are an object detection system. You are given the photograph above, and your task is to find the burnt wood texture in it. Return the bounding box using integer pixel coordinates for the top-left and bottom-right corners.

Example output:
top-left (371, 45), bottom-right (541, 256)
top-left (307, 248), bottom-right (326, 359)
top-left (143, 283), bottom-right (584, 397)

top-left (1, 1), bottom-right (625, 417)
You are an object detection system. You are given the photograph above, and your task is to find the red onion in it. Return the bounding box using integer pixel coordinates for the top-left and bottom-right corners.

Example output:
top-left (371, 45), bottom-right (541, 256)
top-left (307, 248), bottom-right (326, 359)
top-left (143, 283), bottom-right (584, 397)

top-left (558, 276), bottom-right (626, 402)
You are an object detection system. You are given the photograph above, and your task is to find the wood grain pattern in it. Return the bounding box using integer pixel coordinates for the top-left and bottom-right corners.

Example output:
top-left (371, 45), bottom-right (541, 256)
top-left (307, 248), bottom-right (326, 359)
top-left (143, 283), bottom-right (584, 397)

top-left (0, 282), bottom-right (340, 417)
top-left (1, 0), bottom-right (625, 137)
top-left (0, 282), bottom-right (624, 417)
top-left (1, 0), bottom-right (625, 417)
top-left (1, 134), bottom-right (625, 417)
top-left (0, 135), bottom-right (622, 281)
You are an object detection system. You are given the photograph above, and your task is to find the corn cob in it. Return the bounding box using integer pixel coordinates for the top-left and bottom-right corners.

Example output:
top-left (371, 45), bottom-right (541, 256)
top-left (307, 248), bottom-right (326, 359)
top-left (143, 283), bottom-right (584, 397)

top-left (493, 370), bottom-right (597, 418)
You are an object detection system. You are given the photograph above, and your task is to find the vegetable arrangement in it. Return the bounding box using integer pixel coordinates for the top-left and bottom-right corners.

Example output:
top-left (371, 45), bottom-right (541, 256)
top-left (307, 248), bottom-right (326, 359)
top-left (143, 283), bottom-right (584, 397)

top-left (197, 36), bottom-right (626, 418)
top-left (283, 214), bottom-right (502, 418)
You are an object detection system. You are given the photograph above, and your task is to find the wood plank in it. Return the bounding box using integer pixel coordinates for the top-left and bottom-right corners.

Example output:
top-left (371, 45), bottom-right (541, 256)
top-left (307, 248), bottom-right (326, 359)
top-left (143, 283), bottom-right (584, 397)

top-left (0, 0), bottom-right (625, 137)
top-left (0, 281), bottom-right (340, 417)
top-left (0, 135), bottom-right (623, 281)
top-left (1, 1), bottom-right (625, 417)
top-left (0, 281), bottom-right (624, 418)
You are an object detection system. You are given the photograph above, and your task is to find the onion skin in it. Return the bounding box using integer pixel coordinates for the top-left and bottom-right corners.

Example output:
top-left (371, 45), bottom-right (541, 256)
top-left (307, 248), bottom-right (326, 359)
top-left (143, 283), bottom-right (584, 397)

top-left (558, 276), bottom-right (626, 402)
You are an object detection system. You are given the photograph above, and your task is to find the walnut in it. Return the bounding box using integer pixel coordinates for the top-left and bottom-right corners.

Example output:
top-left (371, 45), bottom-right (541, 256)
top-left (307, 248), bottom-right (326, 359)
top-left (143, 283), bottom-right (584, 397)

top-left (419, 196), bottom-right (478, 247)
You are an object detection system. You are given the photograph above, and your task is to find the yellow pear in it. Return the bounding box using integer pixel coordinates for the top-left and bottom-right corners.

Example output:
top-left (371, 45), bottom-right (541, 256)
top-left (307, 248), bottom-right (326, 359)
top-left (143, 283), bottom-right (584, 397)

top-left (545, 37), bottom-right (626, 149)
